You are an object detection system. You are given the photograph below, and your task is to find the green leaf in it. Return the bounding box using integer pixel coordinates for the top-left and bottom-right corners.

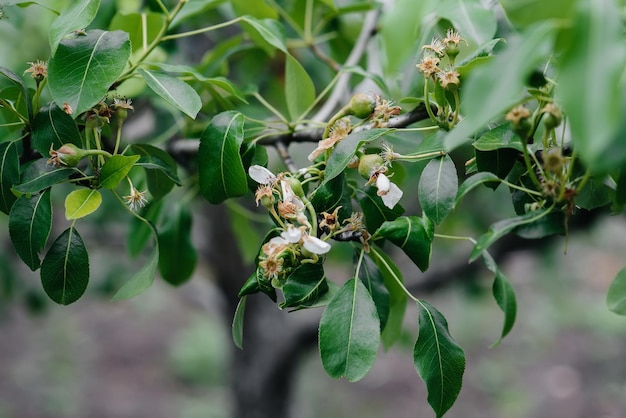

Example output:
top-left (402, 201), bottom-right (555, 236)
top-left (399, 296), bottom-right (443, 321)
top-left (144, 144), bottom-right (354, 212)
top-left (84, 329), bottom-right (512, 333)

top-left (414, 300), bottom-right (465, 418)
top-left (357, 186), bottom-right (405, 232)
top-left (607, 267), bottom-right (626, 315)
top-left (514, 211), bottom-right (565, 239)
top-left (375, 216), bottom-right (433, 272)
top-left (0, 141), bottom-right (20, 214)
top-left (31, 103), bottom-right (82, 155)
top-left (473, 123), bottom-right (524, 152)
top-left (157, 204), bottom-right (197, 286)
top-left (370, 249), bottom-right (407, 349)
top-left (132, 144), bottom-right (182, 185)
top-left (112, 223), bottom-right (159, 300)
top-left (475, 148), bottom-right (518, 190)
top-left (232, 0), bottom-right (278, 18)
top-left (455, 172), bottom-right (500, 205)
top-left (99, 154), bottom-right (140, 189)
top-left (499, 0), bottom-right (576, 30)
top-left (14, 159), bottom-right (75, 194)
top-left (171, 0), bottom-right (225, 27)
top-left (41, 226), bottom-right (89, 305)
top-left (9, 190), bottom-right (52, 271)
top-left (319, 278), bottom-right (380, 382)
top-left (285, 54), bottom-right (315, 120)
top-left (470, 209), bottom-right (549, 262)
top-left (49, 0), bottom-right (100, 56)
top-left (418, 155), bottom-right (458, 225)
top-left (482, 252), bottom-right (517, 345)
top-left (199, 111), bottom-right (248, 204)
top-left (444, 22), bottom-right (556, 151)
top-left (127, 200), bottom-right (162, 257)
top-left (310, 172), bottom-right (352, 220)
top-left (437, 0), bottom-right (497, 45)
top-left (357, 252), bottom-right (390, 331)
top-left (232, 296), bottom-right (247, 349)
top-left (139, 69), bottom-right (202, 119)
top-left (238, 268), bottom-right (277, 302)
top-left (280, 263), bottom-right (328, 309)
top-left (109, 12), bottom-right (165, 50)
top-left (240, 16), bottom-right (287, 54)
top-left (64, 189), bottom-right (102, 220)
top-left (323, 128), bottom-right (392, 186)
top-left (48, 30), bottom-right (130, 117)
top-left (0, 66), bottom-right (33, 121)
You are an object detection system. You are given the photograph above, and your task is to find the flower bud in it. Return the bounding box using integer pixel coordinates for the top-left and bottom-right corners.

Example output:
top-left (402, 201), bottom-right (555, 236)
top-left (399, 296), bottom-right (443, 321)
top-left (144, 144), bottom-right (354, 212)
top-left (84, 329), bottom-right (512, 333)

top-left (358, 154), bottom-right (384, 179)
top-left (347, 93), bottom-right (376, 119)
top-left (541, 103), bottom-right (562, 130)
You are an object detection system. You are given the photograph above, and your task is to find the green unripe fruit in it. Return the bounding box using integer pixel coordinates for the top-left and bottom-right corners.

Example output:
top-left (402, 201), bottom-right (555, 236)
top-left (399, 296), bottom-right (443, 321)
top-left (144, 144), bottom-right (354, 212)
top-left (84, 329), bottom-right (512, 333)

top-left (347, 93), bottom-right (376, 119)
top-left (358, 154), bottom-right (383, 179)
top-left (287, 177), bottom-right (305, 198)
top-left (52, 143), bottom-right (88, 167)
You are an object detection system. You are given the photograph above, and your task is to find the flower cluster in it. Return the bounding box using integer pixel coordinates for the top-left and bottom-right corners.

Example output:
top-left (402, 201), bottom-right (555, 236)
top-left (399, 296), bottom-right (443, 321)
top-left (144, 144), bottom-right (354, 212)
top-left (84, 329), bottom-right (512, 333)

top-left (416, 28), bottom-right (464, 91)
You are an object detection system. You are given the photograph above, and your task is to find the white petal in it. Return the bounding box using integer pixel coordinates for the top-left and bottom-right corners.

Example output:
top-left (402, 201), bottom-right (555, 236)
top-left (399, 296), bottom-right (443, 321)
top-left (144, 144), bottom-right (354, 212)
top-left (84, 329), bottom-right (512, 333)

top-left (249, 165), bottom-right (275, 184)
top-left (302, 235), bottom-right (331, 254)
top-left (281, 180), bottom-right (296, 201)
top-left (281, 224), bottom-right (302, 243)
top-left (269, 236), bottom-right (289, 246)
top-left (381, 182), bottom-right (403, 209)
top-left (376, 173), bottom-right (391, 194)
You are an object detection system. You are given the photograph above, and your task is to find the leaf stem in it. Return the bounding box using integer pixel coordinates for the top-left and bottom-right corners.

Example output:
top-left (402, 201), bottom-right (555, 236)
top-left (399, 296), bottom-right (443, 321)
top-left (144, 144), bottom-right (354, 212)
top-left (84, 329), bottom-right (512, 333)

top-left (253, 92), bottom-right (290, 126)
top-left (370, 247), bottom-right (419, 302)
top-left (161, 17), bottom-right (242, 41)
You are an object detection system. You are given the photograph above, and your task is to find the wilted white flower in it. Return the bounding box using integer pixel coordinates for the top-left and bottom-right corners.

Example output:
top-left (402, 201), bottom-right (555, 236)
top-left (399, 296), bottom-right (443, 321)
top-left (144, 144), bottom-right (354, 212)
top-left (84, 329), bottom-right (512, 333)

top-left (376, 173), bottom-right (403, 209)
top-left (302, 234), bottom-right (331, 254)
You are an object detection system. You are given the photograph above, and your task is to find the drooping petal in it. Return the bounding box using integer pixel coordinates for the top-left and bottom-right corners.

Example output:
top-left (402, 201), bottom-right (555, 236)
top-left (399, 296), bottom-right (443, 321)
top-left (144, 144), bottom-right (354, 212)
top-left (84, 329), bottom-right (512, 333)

top-left (302, 234), bottom-right (331, 254)
top-left (281, 224), bottom-right (303, 243)
top-left (376, 173), bottom-right (391, 194)
top-left (249, 165), bottom-right (276, 184)
top-left (380, 181), bottom-right (403, 209)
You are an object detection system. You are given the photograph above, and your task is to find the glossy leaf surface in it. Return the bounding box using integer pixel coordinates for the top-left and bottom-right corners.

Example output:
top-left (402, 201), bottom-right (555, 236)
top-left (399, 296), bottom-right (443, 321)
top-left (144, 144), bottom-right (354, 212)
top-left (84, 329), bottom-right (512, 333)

top-left (14, 159), bottom-right (75, 194)
top-left (0, 141), bottom-right (20, 214)
top-left (99, 155), bottom-right (140, 189)
top-left (281, 263), bottom-right (328, 309)
top-left (418, 155), bottom-right (458, 225)
top-left (9, 190), bottom-right (52, 271)
top-left (65, 189), bottom-right (102, 220)
top-left (357, 252), bottom-right (390, 331)
top-left (285, 54), bottom-right (315, 120)
top-left (376, 216), bottom-right (433, 272)
top-left (31, 104), bottom-right (82, 155)
top-left (139, 69), bottom-right (202, 119)
top-left (49, 0), bottom-right (100, 55)
top-left (482, 252), bottom-right (517, 345)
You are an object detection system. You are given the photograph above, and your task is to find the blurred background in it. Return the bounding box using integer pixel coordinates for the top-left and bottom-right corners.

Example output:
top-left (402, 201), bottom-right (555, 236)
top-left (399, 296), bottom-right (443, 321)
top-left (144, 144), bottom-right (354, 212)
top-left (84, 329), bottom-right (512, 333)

top-left (2, 1), bottom-right (626, 418)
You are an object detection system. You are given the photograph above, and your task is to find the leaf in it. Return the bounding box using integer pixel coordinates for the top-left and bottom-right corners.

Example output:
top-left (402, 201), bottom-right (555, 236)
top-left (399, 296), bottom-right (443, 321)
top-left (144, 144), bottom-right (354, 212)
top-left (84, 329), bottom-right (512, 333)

top-left (414, 300), bottom-right (465, 418)
top-left (514, 211), bottom-right (565, 239)
top-left (239, 16), bottom-right (287, 54)
top-left (474, 148), bottom-right (518, 190)
top-left (418, 155), bottom-right (458, 225)
top-left (319, 278), bottom-right (380, 382)
top-left (482, 252), bottom-right (517, 345)
top-left (49, 0), bottom-right (100, 56)
top-left (310, 172), bottom-right (352, 220)
top-left (470, 209), bottom-right (549, 262)
top-left (31, 103), bottom-right (82, 155)
top-left (473, 123), bottom-right (524, 152)
top-left (48, 30), bottom-right (130, 117)
top-left (41, 226), bottom-right (89, 305)
top-left (112, 228), bottom-right (159, 300)
top-left (127, 200), bottom-right (162, 257)
top-left (607, 267), bottom-right (626, 315)
top-left (437, 0), bottom-right (497, 45)
top-left (171, 0), bottom-right (225, 27)
top-left (357, 186), bottom-right (405, 232)
top-left (238, 268), bottom-right (277, 302)
top-left (64, 189), bottom-right (102, 220)
top-left (455, 172), bottom-right (500, 205)
top-left (132, 144), bottom-right (182, 185)
top-left (280, 263), bottom-right (328, 309)
top-left (231, 0), bottom-right (278, 19)
top-left (0, 141), bottom-right (20, 214)
top-left (323, 128), bottom-right (393, 185)
top-left (8, 190), bottom-right (52, 271)
top-left (375, 216), bottom-right (433, 272)
top-left (199, 111), bottom-right (248, 204)
top-left (0, 66), bottom-right (33, 121)
top-left (157, 204), bottom-right (197, 286)
top-left (232, 296), bottom-right (247, 349)
top-left (444, 22), bottom-right (556, 151)
top-left (285, 54), bottom-right (315, 121)
top-left (14, 159), bottom-right (75, 194)
top-left (109, 12), bottom-right (165, 50)
top-left (499, 0), bottom-right (576, 30)
top-left (357, 252), bottom-right (390, 331)
top-left (139, 69), bottom-right (202, 119)
top-left (99, 155), bottom-right (140, 189)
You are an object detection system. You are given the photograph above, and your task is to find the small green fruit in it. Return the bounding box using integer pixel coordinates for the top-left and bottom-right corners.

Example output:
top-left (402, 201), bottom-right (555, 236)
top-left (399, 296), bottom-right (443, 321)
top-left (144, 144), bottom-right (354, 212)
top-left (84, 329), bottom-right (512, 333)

top-left (358, 154), bottom-right (383, 179)
top-left (348, 93), bottom-right (376, 119)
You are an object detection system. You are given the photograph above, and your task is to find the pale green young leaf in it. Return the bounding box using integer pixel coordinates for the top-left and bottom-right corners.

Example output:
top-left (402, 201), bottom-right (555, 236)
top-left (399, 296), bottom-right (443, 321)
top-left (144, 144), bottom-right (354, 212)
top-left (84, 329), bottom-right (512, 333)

top-left (65, 189), bottom-right (102, 220)
top-left (49, 0), bottom-right (100, 56)
top-left (418, 155), bottom-right (458, 225)
top-left (48, 30), bottom-right (131, 116)
top-left (607, 267), bottom-right (626, 315)
top-left (319, 278), bottom-right (380, 382)
top-left (8, 190), bottom-right (52, 271)
top-left (285, 54), bottom-right (315, 121)
top-left (41, 226), bottom-right (89, 305)
top-left (232, 0), bottom-right (278, 19)
top-left (139, 69), bottom-right (202, 119)
top-left (99, 155), bottom-right (140, 189)
top-left (414, 300), bottom-right (465, 418)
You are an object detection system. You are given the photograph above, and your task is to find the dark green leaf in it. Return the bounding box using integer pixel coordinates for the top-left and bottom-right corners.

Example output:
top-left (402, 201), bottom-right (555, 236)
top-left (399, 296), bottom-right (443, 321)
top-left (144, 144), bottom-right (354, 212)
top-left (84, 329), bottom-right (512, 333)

top-left (514, 211), bottom-right (565, 239)
top-left (0, 141), bottom-right (20, 214)
top-left (132, 144), bottom-right (182, 185)
top-left (482, 252), bottom-right (517, 345)
top-left (455, 172), bottom-right (500, 205)
top-left (48, 30), bottom-right (130, 116)
top-left (157, 204), bottom-right (197, 286)
top-left (99, 155), bottom-right (140, 189)
top-left (232, 296), bottom-right (247, 349)
top-left (14, 159), bottom-right (75, 194)
top-left (31, 103), bottom-right (82, 155)
top-left (280, 263), bottom-right (328, 309)
top-left (473, 123), bottom-right (524, 152)
top-left (414, 300), bottom-right (465, 418)
top-left (285, 54), bottom-right (315, 120)
top-left (64, 189), bottom-right (102, 220)
top-left (319, 278), bottom-right (380, 382)
top-left (607, 267), bottom-right (626, 315)
top-left (9, 190), bottom-right (52, 271)
top-left (575, 177), bottom-right (611, 210)
top-left (310, 172), bottom-right (352, 219)
top-left (41, 226), bottom-right (89, 305)
top-left (475, 148), bottom-right (518, 190)
top-left (323, 128), bottom-right (392, 186)
top-left (375, 216), bottom-right (433, 272)
top-left (0, 66), bottom-right (32, 121)
top-left (357, 252), bottom-right (390, 331)
top-left (357, 186), bottom-right (405, 232)
top-left (127, 200), bottom-right (162, 257)
top-left (238, 268), bottom-right (277, 302)
top-left (112, 230), bottom-right (159, 300)
top-left (139, 69), bottom-right (202, 119)
top-left (418, 155), bottom-right (458, 225)
top-left (49, 0), bottom-right (100, 55)
top-left (199, 111), bottom-right (248, 204)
